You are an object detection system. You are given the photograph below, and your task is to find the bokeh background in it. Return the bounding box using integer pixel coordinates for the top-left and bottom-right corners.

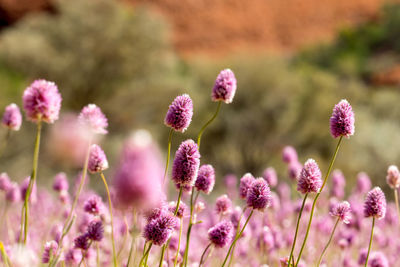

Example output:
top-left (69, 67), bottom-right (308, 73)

top-left (1, 0), bottom-right (400, 198)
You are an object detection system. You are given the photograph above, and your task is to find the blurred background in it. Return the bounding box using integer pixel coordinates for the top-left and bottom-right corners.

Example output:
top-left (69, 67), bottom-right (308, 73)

top-left (1, 0), bottom-right (400, 197)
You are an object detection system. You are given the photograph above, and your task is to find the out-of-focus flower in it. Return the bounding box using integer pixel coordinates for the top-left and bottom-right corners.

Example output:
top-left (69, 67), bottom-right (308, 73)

top-left (84, 195), bottom-right (104, 215)
top-left (171, 139), bottom-right (200, 187)
top-left (262, 167), bottom-right (278, 188)
top-left (2, 103), bottom-right (22, 130)
top-left (282, 146), bottom-right (298, 164)
top-left (164, 94), bottom-right (193, 132)
top-left (211, 69), bottom-right (237, 104)
top-left (52, 172), bottom-right (69, 192)
top-left (330, 201), bottom-right (352, 224)
top-left (386, 165), bottom-right (400, 189)
top-left (22, 79), bottom-right (62, 123)
top-left (246, 178), bottom-right (271, 211)
top-left (288, 161), bottom-right (302, 181)
top-left (331, 170), bottom-right (346, 199)
top-left (144, 211), bottom-right (179, 246)
top-left (364, 187), bottom-right (386, 220)
top-left (0, 172), bottom-right (11, 191)
top-left (207, 220), bottom-right (234, 248)
top-left (74, 234), bottom-right (90, 250)
top-left (86, 220), bottom-right (104, 242)
top-left (356, 172), bottom-right (371, 194)
top-left (20, 177), bottom-right (37, 203)
top-left (168, 201), bottom-right (187, 218)
top-left (42, 241), bottom-right (58, 263)
top-left (195, 164), bottom-right (215, 194)
top-left (88, 144), bottom-right (109, 173)
top-left (6, 182), bottom-right (21, 203)
top-left (329, 99), bottom-right (355, 138)
top-left (78, 104), bottom-right (108, 135)
top-left (215, 194), bottom-right (233, 215)
top-left (297, 159), bottom-right (322, 194)
top-left (239, 173), bottom-right (255, 199)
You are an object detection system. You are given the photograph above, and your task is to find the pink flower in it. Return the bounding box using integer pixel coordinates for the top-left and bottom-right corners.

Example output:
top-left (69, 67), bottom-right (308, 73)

top-left (329, 99), bottom-right (355, 138)
top-left (78, 104), bottom-right (108, 135)
top-left (2, 103), bottom-right (22, 130)
top-left (212, 69), bottom-right (237, 104)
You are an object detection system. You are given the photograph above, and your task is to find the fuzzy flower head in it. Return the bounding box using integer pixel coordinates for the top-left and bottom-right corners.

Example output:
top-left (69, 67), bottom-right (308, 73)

top-left (239, 173), bottom-right (255, 199)
top-left (84, 195), bottom-right (104, 215)
top-left (330, 201), bottom-right (352, 224)
top-left (297, 159), bottom-right (322, 194)
top-left (369, 252), bottom-right (388, 267)
top-left (52, 172), bottom-right (69, 192)
top-left (246, 178), bottom-right (272, 211)
top-left (262, 167), bottom-right (278, 188)
top-left (288, 161), bottom-right (302, 181)
top-left (364, 187), bottom-right (386, 220)
top-left (171, 139), bottom-right (200, 187)
top-left (2, 103), bottom-right (22, 131)
top-left (6, 182), bottom-right (21, 203)
top-left (0, 172), bottom-right (11, 191)
top-left (282, 146), bottom-right (298, 164)
top-left (386, 165), bottom-right (400, 189)
top-left (207, 220), bottom-right (234, 248)
top-left (356, 172), bottom-right (371, 194)
top-left (215, 194), bottom-right (233, 215)
top-left (78, 104), bottom-right (108, 135)
top-left (211, 69), bottom-right (237, 104)
top-left (42, 241), bottom-right (58, 263)
top-left (86, 220), bottom-right (104, 242)
top-left (22, 79), bottom-right (62, 123)
top-left (88, 144), bottom-right (109, 173)
top-left (329, 99), bottom-right (355, 138)
top-left (164, 94), bottom-right (193, 132)
top-left (143, 211), bottom-right (179, 246)
top-left (168, 201), bottom-right (187, 218)
top-left (74, 234), bottom-right (90, 250)
top-left (195, 164), bottom-right (215, 194)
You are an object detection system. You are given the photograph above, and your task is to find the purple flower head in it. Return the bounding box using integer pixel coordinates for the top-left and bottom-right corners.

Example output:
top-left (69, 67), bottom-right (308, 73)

top-left (297, 159), bottom-right (322, 194)
top-left (6, 182), bottom-right (21, 202)
top-left (2, 103), bottom-right (22, 130)
top-left (330, 99), bottom-right (355, 138)
top-left (262, 167), bottom-right (278, 188)
top-left (215, 194), bottom-right (233, 215)
top-left (207, 220), bottom-right (234, 248)
top-left (84, 195), bottom-right (104, 215)
top-left (282, 146), bottom-right (298, 164)
top-left (0, 172), bottom-right (11, 191)
top-left (246, 178), bottom-right (272, 211)
top-left (78, 104), bottom-right (108, 134)
top-left (195, 164), bottom-right (215, 194)
top-left (288, 161), bottom-right (302, 180)
top-left (331, 170), bottom-right (346, 198)
top-left (74, 234), bottom-right (90, 250)
top-left (22, 79), bottom-right (62, 123)
top-left (211, 69), bottom-right (237, 104)
top-left (52, 172), bottom-right (69, 192)
top-left (86, 220), bottom-right (104, 242)
top-left (280, 257), bottom-right (289, 267)
top-left (358, 248), bottom-right (368, 265)
top-left (143, 211), bottom-right (179, 246)
top-left (88, 144), bottom-right (109, 173)
top-left (356, 172), bottom-right (371, 194)
top-left (171, 139), bottom-right (200, 187)
top-left (364, 187), bottom-right (386, 220)
top-left (164, 94), bottom-right (193, 132)
top-left (65, 249), bottom-right (82, 265)
top-left (386, 165), bottom-right (400, 189)
top-left (50, 224), bottom-right (63, 244)
top-left (330, 201), bottom-right (352, 224)
top-left (369, 252), bottom-right (388, 267)
top-left (20, 177), bottom-right (37, 203)
top-left (42, 241), bottom-right (58, 263)
top-left (239, 173), bottom-right (255, 199)
top-left (168, 201), bottom-right (187, 218)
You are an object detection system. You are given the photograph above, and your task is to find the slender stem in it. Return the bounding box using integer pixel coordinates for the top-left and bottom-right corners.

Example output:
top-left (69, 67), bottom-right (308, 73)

top-left (0, 241), bottom-right (10, 267)
top-left (96, 242), bottom-right (100, 267)
top-left (183, 188), bottom-right (197, 266)
top-left (174, 218), bottom-right (184, 267)
top-left (126, 210), bottom-right (137, 267)
top-left (22, 118), bottom-right (42, 244)
top-left (197, 101), bottom-right (222, 150)
top-left (394, 189), bottom-right (400, 224)
top-left (163, 129), bottom-right (174, 184)
top-left (227, 207), bottom-right (248, 267)
top-left (198, 243), bottom-right (212, 267)
top-left (316, 218), bottom-right (340, 266)
top-left (139, 242), bottom-right (153, 267)
top-left (222, 209), bottom-right (254, 267)
top-left (364, 217), bottom-right (375, 267)
top-left (288, 194), bottom-right (308, 267)
top-left (100, 172), bottom-right (117, 267)
top-left (295, 136), bottom-right (343, 266)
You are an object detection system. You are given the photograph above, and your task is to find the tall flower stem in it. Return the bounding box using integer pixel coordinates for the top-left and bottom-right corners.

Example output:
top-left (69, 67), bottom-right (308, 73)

top-left (221, 209), bottom-right (254, 267)
top-left (100, 172), bottom-right (117, 267)
top-left (139, 242), bottom-right (153, 267)
top-left (183, 189), bottom-right (199, 266)
top-left (394, 189), bottom-right (400, 223)
top-left (163, 129), bottom-right (173, 184)
top-left (288, 193), bottom-right (308, 267)
top-left (197, 101), bottom-right (222, 150)
top-left (295, 136), bottom-right (343, 266)
top-left (158, 187), bottom-right (183, 267)
top-left (316, 218), bottom-right (340, 266)
top-left (21, 118), bottom-right (42, 244)
top-left (227, 207), bottom-right (247, 267)
top-left (173, 217), bottom-right (184, 267)
top-left (198, 243), bottom-right (212, 267)
top-left (364, 217), bottom-right (375, 267)
top-left (126, 210), bottom-right (137, 267)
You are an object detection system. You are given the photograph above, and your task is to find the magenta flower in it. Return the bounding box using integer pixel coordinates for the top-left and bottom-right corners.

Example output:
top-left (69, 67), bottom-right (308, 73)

top-left (78, 104), bottom-right (108, 134)
top-left (168, 201), bottom-right (187, 218)
top-left (84, 195), bottom-right (104, 215)
top-left (0, 172), bottom-right (11, 191)
top-left (386, 165), bottom-right (400, 189)
top-left (86, 220), bottom-right (104, 242)
top-left (42, 240), bottom-right (58, 263)
top-left (356, 172), bottom-right (371, 194)
top-left (195, 164), bottom-right (215, 194)
top-left (288, 161), bottom-right (302, 180)
top-left (22, 79), bottom-right (62, 123)
top-left (215, 194), bottom-right (233, 215)
top-left (143, 211), bottom-right (179, 246)
top-left (262, 167), bottom-right (278, 188)
top-left (239, 173), bottom-right (255, 199)
top-left (369, 252), bottom-right (388, 267)
top-left (297, 159), bottom-right (322, 194)
top-left (364, 187), bottom-right (386, 220)
top-left (65, 249), bottom-right (82, 265)
top-left (331, 170), bottom-right (346, 199)
top-left (171, 139), bottom-right (200, 187)
top-left (282, 146), bottom-right (298, 164)
top-left (246, 178), bottom-right (272, 211)
top-left (2, 103), bottom-right (22, 130)
top-left (330, 201), bottom-right (352, 224)
top-left (88, 144), bottom-right (109, 173)
top-left (164, 94), bottom-right (193, 132)
top-left (74, 234), bottom-right (90, 250)
top-left (6, 182), bottom-right (21, 203)
top-left (207, 220), bottom-right (234, 248)
top-left (52, 172), bottom-right (69, 192)
top-left (211, 69), bottom-right (237, 104)
top-left (329, 99), bottom-right (355, 138)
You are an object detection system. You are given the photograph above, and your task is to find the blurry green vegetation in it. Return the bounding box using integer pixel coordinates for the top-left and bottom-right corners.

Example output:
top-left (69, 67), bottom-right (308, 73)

top-left (1, 0), bottom-right (400, 195)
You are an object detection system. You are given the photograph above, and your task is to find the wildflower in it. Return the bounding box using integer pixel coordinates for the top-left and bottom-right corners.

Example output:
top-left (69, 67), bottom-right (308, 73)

top-left (164, 94), bottom-right (193, 132)
top-left (52, 172), bottom-right (69, 192)
top-left (297, 159), bottom-right (322, 194)
top-left (329, 99), bottom-right (355, 138)
top-left (2, 103), bottom-right (22, 130)
top-left (6, 182), bottom-right (21, 203)
top-left (282, 146), bottom-right (298, 164)
top-left (168, 201), bottom-right (187, 219)
top-left (215, 194), bottom-right (233, 215)
top-left (207, 220), bottom-right (234, 248)
top-left (356, 172), bottom-right (371, 194)
top-left (262, 167), bottom-right (277, 188)
top-left (42, 241), bottom-right (58, 263)
top-left (211, 69), bottom-right (237, 104)
top-left (246, 178), bottom-right (272, 211)
top-left (239, 173), bottom-right (255, 199)
top-left (83, 195), bottom-right (104, 216)
top-left (386, 165), bottom-right (400, 189)
top-left (364, 187), bottom-right (386, 219)
top-left (88, 144), bottom-right (109, 173)
top-left (78, 104), bottom-right (108, 134)
top-left (330, 201), bottom-right (352, 224)
top-left (0, 172), bottom-right (11, 191)
top-left (171, 139), bottom-right (200, 187)
top-left (195, 164), bottom-right (215, 194)
top-left (74, 234), bottom-right (90, 250)
top-left (143, 211), bottom-right (179, 246)
top-left (86, 220), bottom-right (104, 242)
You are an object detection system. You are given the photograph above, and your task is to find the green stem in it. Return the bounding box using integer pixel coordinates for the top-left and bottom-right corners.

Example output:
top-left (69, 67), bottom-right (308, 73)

top-left (22, 118), bottom-right (42, 244)
top-left (126, 210), bottom-right (137, 267)
top-left (174, 218), bottom-right (184, 267)
top-left (295, 136), bottom-right (343, 266)
top-left (316, 218), bottom-right (340, 266)
top-left (96, 242), bottom-right (100, 267)
top-left (100, 172), bottom-right (117, 267)
top-left (394, 189), bottom-right (400, 224)
top-left (139, 242), bottom-right (152, 267)
top-left (221, 209), bottom-right (254, 267)
top-left (197, 101), bottom-right (222, 150)
top-left (227, 207), bottom-right (247, 267)
top-left (0, 241), bottom-right (11, 267)
top-left (198, 243), bottom-right (212, 267)
top-left (183, 188), bottom-right (199, 266)
top-left (163, 129), bottom-right (173, 184)
top-left (288, 193), bottom-right (308, 267)
top-left (364, 217), bottom-right (375, 267)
